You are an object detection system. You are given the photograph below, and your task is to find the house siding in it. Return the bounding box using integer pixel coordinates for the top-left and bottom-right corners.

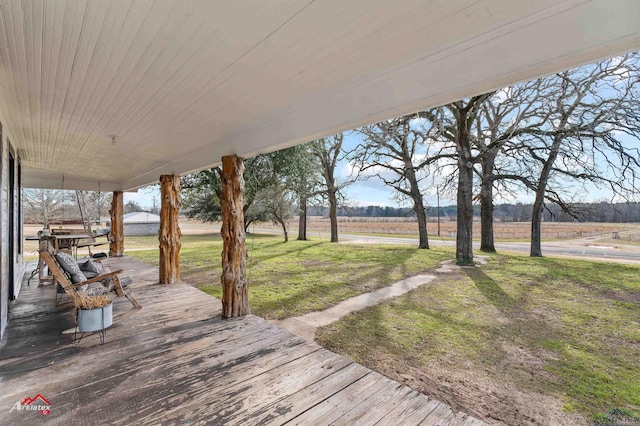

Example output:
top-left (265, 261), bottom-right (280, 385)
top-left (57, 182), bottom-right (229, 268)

top-left (0, 127), bottom-right (7, 340)
top-left (0, 121), bottom-right (23, 341)
top-left (0, 127), bottom-right (5, 339)
top-left (124, 222), bottom-right (160, 237)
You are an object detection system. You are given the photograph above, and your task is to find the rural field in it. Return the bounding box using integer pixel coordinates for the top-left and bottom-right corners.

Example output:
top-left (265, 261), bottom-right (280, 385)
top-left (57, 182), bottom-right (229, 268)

top-left (23, 218), bottom-right (640, 260)
top-left (252, 216), bottom-right (640, 242)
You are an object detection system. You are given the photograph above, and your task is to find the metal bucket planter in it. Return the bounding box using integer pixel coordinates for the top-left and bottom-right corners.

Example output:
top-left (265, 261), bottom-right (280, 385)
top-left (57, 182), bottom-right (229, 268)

top-left (76, 304), bottom-right (112, 344)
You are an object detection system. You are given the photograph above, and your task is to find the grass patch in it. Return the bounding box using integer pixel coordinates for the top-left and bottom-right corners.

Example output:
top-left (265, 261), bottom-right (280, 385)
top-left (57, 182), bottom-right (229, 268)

top-left (128, 235), bottom-right (454, 319)
top-left (317, 254), bottom-right (640, 421)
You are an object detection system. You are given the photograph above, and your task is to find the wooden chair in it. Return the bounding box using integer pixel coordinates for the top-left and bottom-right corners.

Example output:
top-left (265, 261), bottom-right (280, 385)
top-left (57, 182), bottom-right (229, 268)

top-left (40, 251), bottom-right (142, 309)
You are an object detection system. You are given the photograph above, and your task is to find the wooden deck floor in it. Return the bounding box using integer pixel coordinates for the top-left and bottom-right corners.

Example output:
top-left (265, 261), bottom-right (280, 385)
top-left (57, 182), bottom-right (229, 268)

top-left (0, 256), bottom-right (486, 425)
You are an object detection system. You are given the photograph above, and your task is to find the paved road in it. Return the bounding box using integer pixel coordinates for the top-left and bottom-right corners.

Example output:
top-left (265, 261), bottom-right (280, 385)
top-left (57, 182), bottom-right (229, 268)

top-left (494, 239), bottom-right (640, 263)
top-left (251, 227), bottom-right (640, 265)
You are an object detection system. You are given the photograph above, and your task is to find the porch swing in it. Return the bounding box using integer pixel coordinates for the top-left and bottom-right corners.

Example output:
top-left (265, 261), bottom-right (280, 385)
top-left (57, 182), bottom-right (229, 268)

top-left (74, 190), bottom-right (109, 259)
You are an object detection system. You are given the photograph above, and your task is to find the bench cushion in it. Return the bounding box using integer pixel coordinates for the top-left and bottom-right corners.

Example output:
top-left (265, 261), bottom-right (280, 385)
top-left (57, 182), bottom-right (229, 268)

top-left (55, 252), bottom-right (87, 284)
top-left (78, 259), bottom-right (104, 279)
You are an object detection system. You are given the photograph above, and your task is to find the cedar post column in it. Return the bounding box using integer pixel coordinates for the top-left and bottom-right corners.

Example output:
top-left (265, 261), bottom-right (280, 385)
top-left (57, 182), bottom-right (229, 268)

top-left (159, 175), bottom-right (181, 284)
top-left (220, 155), bottom-right (249, 318)
top-left (109, 191), bottom-right (124, 257)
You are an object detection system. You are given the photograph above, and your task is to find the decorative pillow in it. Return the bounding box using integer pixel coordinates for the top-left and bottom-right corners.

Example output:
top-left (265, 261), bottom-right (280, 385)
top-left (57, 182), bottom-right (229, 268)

top-left (55, 252), bottom-right (87, 284)
top-left (77, 259), bottom-right (106, 280)
top-left (79, 259), bottom-right (103, 276)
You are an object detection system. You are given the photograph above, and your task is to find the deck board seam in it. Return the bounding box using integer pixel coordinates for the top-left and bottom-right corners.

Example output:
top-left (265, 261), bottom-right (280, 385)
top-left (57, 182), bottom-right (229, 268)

top-left (281, 369), bottom-right (374, 425)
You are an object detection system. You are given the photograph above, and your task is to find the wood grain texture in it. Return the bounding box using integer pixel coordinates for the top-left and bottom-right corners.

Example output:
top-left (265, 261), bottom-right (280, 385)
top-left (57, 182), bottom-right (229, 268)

top-left (108, 191), bottom-right (124, 257)
top-left (158, 175), bottom-right (181, 284)
top-left (220, 155), bottom-right (249, 318)
top-left (0, 257), bottom-right (487, 425)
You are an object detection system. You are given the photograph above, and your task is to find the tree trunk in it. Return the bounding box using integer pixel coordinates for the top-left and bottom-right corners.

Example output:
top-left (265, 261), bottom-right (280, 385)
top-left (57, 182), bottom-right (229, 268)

top-left (456, 127), bottom-right (474, 264)
top-left (159, 175), bottom-right (182, 284)
top-left (328, 188), bottom-right (338, 243)
top-left (530, 192), bottom-right (545, 257)
top-left (407, 167), bottom-right (429, 249)
top-left (297, 195), bottom-right (307, 241)
top-left (479, 151), bottom-right (496, 252)
top-left (220, 155), bottom-right (250, 318)
top-left (415, 201), bottom-right (429, 249)
top-left (278, 218), bottom-right (289, 242)
top-left (109, 192), bottom-right (124, 257)
top-left (530, 135), bottom-right (562, 257)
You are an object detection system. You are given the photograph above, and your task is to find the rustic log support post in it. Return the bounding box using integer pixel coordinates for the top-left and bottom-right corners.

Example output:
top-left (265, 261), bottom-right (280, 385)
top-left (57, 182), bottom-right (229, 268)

top-left (220, 155), bottom-right (249, 318)
top-left (109, 191), bottom-right (124, 257)
top-left (159, 175), bottom-right (182, 284)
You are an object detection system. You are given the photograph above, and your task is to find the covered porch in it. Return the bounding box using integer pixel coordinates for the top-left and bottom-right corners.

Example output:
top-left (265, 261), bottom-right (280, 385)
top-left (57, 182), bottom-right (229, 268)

top-left (0, 256), bottom-right (484, 425)
top-left (0, 1), bottom-right (638, 423)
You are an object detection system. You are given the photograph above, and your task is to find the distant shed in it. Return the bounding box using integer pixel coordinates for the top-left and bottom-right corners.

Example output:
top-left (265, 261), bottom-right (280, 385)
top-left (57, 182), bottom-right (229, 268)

top-left (106, 212), bottom-right (161, 236)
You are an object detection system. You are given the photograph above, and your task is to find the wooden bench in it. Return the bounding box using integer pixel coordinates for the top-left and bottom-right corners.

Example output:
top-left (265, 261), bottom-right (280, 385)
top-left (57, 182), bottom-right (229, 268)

top-left (50, 228), bottom-right (110, 257)
top-left (40, 251), bottom-right (142, 309)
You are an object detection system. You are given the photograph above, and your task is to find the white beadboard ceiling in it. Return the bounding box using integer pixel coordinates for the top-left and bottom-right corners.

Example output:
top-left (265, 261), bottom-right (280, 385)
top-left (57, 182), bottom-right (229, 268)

top-left (0, 0), bottom-right (638, 191)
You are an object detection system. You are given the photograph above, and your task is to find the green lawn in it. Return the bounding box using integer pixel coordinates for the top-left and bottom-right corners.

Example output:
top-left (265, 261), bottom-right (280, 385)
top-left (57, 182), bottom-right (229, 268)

top-left (127, 234), bottom-right (454, 319)
top-left (316, 254), bottom-right (640, 421)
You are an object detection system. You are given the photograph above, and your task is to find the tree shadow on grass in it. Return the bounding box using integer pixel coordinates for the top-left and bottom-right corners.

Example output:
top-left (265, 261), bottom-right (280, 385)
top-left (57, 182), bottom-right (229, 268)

top-left (251, 253), bottom-right (420, 319)
top-left (462, 267), bottom-right (516, 313)
top-left (316, 304), bottom-right (391, 362)
top-left (535, 257), bottom-right (640, 301)
top-left (260, 246), bottom-right (455, 318)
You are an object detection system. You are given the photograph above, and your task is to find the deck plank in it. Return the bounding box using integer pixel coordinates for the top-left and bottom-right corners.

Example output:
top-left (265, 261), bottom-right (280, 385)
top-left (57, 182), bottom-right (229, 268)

top-left (0, 257), bottom-right (487, 426)
top-left (246, 362), bottom-right (371, 426)
top-left (331, 376), bottom-right (422, 425)
top-left (289, 371), bottom-right (392, 425)
top-left (375, 391), bottom-right (440, 425)
top-left (419, 401), bottom-right (456, 425)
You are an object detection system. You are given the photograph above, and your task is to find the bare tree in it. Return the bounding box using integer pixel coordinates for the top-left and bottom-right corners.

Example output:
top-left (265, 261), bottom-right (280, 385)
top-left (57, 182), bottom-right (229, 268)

top-left (87, 192), bottom-right (113, 225)
top-left (311, 134), bottom-right (350, 243)
top-left (352, 116), bottom-right (452, 249)
top-left (24, 189), bottom-right (71, 227)
top-left (473, 83), bottom-right (545, 252)
top-left (506, 53), bottom-right (640, 256)
top-left (423, 94), bottom-right (494, 264)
